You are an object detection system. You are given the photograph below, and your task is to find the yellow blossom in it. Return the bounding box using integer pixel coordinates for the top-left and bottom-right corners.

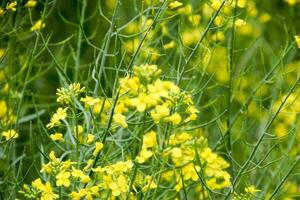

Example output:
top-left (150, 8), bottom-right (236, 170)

top-left (168, 1), bottom-right (183, 9)
top-left (109, 175), bottom-right (128, 196)
top-left (259, 13), bottom-right (272, 23)
top-left (32, 178), bottom-right (59, 200)
top-left (25, 0), bottom-right (37, 8)
top-left (86, 134), bottom-right (95, 144)
top-left (0, 100), bottom-right (8, 118)
top-left (113, 113), bottom-right (128, 128)
top-left (93, 142), bottom-right (104, 157)
top-left (80, 96), bottom-right (100, 108)
top-left (46, 107), bottom-right (67, 129)
top-left (142, 131), bottom-right (157, 148)
top-left (245, 185), bottom-right (260, 195)
top-left (164, 113), bottom-right (181, 125)
top-left (56, 171), bottom-right (71, 187)
top-left (6, 1), bottom-right (17, 12)
top-left (284, 0), bottom-right (298, 6)
top-left (295, 35), bottom-right (300, 49)
top-left (56, 83), bottom-right (85, 104)
top-left (142, 176), bottom-right (157, 192)
top-left (30, 20), bottom-right (46, 32)
top-left (136, 148), bottom-right (153, 163)
top-left (2, 129), bottom-right (18, 141)
top-left (50, 133), bottom-right (64, 142)
top-left (150, 104), bottom-right (170, 123)
top-left (0, 8), bottom-right (5, 16)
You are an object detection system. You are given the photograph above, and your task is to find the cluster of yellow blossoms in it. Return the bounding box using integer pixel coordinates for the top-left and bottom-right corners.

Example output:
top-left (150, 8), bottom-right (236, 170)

top-left (20, 64), bottom-right (231, 199)
top-left (113, 64), bottom-right (199, 128)
top-left (162, 131), bottom-right (231, 192)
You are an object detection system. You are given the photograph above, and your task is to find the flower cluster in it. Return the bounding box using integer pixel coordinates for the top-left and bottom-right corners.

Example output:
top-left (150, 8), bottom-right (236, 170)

top-left (113, 64), bottom-right (199, 128)
top-left (20, 64), bottom-right (231, 199)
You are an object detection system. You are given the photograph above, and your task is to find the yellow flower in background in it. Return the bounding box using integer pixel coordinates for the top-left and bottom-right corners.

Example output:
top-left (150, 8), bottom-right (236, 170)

top-left (0, 49), bottom-right (5, 58)
top-left (56, 171), bottom-right (71, 187)
top-left (50, 133), bottom-right (64, 142)
top-left (284, 0), bottom-right (298, 6)
top-left (2, 129), bottom-right (18, 141)
top-left (168, 1), bottom-right (183, 9)
top-left (295, 35), bottom-right (300, 49)
top-left (245, 185), bottom-right (260, 195)
top-left (0, 100), bottom-right (8, 118)
top-left (136, 149), bottom-right (153, 163)
top-left (113, 113), bottom-right (128, 128)
top-left (86, 134), bottom-right (95, 144)
top-left (237, 0), bottom-right (247, 8)
top-left (259, 13), bottom-right (272, 23)
top-left (30, 20), bottom-right (46, 31)
top-left (6, 1), bottom-right (17, 12)
top-left (0, 8), bottom-right (5, 16)
top-left (25, 0), bottom-right (37, 8)
top-left (211, 31), bottom-right (225, 42)
top-left (93, 142), bottom-right (104, 157)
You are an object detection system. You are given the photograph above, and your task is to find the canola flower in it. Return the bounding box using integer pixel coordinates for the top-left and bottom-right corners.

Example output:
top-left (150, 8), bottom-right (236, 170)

top-left (168, 1), bottom-right (183, 9)
top-left (20, 64), bottom-right (232, 199)
top-left (6, 1), bottom-right (17, 12)
top-left (1, 129), bottom-right (18, 141)
top-left (295, 35), bottom-right (300, 49)
top-left (46, 107), bottom-right (67, 129)
top-left (30, 19), bottom-right (46, 32)
top-left (25, 0), bottom-right (37, 8)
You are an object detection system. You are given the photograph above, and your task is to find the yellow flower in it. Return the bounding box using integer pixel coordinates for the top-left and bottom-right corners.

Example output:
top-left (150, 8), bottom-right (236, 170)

top-left (142, 176), bottom-right (157, 192)
top-left (295, 35), bottom-right (300, 49)
top-left (150, 104), bottom-right (170, 123)
top-left (237, 0), bottom-right (247, 8)
top-left (56, 171), bottom-right (71, 187)
top-left (71, 167), bottom-right (90, 183)
top-left (50, 133), bottom-right (64, 142)
top-left (259, 13), bottom-right (272, 23)
top-left (182, 163), bottom-right (200, 181)
top-left (46, 107), bottom-right (67, 129)
top-left (245, 185), bottom-right (260, 195)
top-left (164, 113), bottom-right (181, 125)
top-left (142, 131), bottom-right (157, 148)
top-left (136, 149), bottom-right (153, 163)
top-left (168, 1), bottom-right (183, 9)
top-left (112, 160), bottom-right (133, 172)
top-left (93, 142), bottom-right (104, 157)
top-left (284, 0), bottom-right (298, 6)
top-left (211, 31), bottom-right (225, 42)
top-left (30, 19), bottom-right (46, 31)
top-left (80, 96), bottom-right (100, 108)
top-left (25, 0), bottom-right (37, 8)
top-left (0, 8), bottom-right (5, 16)
top-left (6, 1), bottom-right (17, 12)
top-left (56, 83), bottom-right (85, 104)
top-left (113, 113), bottom-right (128, 128)
top-left (2, 129), bottom-right (18, 141)
top-left (109, 175), bottom-right (128, 196)
top-left (86, 134), bottom-right (95, 144)
top-left (32, 178), bottom-right (58, 200)
top-left (0, 100), bottom-right (8, 118)
top-left (235, 19), bottom-right (246, 27)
